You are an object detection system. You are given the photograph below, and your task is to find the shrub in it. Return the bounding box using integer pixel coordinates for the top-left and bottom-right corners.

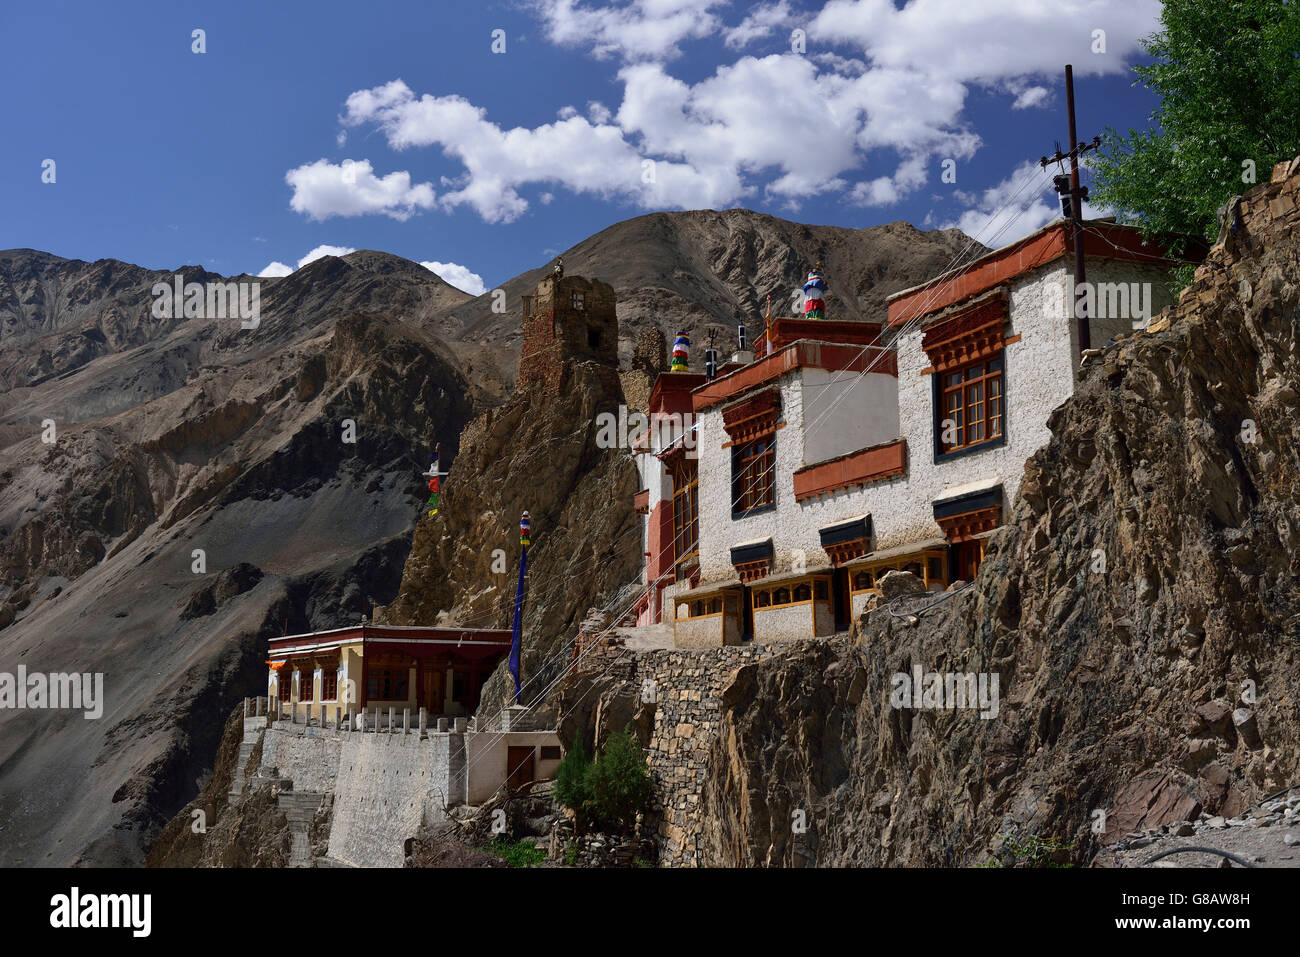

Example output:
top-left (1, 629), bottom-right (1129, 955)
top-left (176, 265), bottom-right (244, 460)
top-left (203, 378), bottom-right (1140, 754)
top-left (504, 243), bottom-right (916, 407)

top-left (585, 728), bottom-right (653, 831)
top-left (554, 734), bottom-right (591, 822)
top-left (490, 836), bottom-right (546, 868)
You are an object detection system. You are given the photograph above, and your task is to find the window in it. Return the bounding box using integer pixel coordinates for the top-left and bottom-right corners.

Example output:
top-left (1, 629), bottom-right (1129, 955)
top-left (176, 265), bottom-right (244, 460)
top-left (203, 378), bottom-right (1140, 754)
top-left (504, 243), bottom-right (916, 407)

top-left (732, 437), bottom-right (775, 516)
top-left (939, 355), bottom-right (1003, 453)
top-left (773, 587), bottom-right (791, 605)
top-left (522, 295), bottom-right (534, 318)
top-left (755, 590), bottom-right (771, 608)
top-left (853, 570), bottom-right (873, 591)
top-left (793, 583), bottom-right (811, 602)
top-left (671, 459), bottom-right (699, 581)
top-left (278, 674), bottom-right (291, 702)
top-left (298, 670), bottom-right (313, 701)
top-left (540, 746), bottom-right (561, 761)
top-left (587, 328), bottom-right (601, 349)
top-left (321, 669), bottom-right (338, 701)
top-left (367, 669), bottom-right (408, 701)
top-left (927, 557), bottom-right (944, 584)
top-left (571, 291), bottom-right (585, 311)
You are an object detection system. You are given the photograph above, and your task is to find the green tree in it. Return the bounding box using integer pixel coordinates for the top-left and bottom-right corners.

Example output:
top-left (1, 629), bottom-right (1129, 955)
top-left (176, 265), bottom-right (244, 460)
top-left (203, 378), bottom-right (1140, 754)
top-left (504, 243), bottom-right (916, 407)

top-left (1091, 0), bottom-right (1300, 262)
top-left (585, 728), bottom-right (653, 831)
top-left (553, 734), bottom-right (591, 822)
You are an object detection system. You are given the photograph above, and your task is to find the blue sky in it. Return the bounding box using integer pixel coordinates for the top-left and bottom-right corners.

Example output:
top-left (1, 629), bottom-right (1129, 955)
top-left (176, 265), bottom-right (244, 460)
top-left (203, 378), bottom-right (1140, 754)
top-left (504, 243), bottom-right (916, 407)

top-left (0, 0), bottom-right (1167, 295)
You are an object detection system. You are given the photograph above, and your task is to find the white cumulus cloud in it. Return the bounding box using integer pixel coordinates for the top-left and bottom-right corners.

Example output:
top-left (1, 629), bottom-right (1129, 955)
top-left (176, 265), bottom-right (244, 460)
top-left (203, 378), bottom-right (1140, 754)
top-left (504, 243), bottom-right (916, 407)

top-left (419, 260), bottom-right (487, 295)
top-left (285, 158), bottom-right (436, 221)
top-left (284, 1), bottom-right (1161, 224)
top-left (529, 0), bottom-right (728, 62)
top-left (941, 160), bottom-right (1107, 247)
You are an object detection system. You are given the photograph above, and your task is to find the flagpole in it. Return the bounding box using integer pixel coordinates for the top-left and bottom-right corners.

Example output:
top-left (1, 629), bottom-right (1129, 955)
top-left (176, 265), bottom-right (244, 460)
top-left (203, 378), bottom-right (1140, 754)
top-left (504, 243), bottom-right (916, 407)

top-left (509, 511), bottom-right (530, 704)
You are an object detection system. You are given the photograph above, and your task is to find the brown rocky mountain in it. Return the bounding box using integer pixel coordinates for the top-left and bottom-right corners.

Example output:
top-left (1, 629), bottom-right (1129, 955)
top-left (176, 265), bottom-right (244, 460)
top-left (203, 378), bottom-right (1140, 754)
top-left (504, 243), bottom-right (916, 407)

top-left (0, 210), bottom-right (975, 867)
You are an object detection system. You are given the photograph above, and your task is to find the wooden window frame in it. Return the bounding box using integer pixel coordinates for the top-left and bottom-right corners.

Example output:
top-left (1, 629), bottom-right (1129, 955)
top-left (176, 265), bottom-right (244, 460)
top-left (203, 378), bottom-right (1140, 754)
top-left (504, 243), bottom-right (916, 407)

top-left (671, 458), bottom-right (699, 581)
top-left (849, 551), bottom-right (949, 596)
top-left (938, 354), bottom-right (1004, 455)
top-left (320, 668), bottom-right (338, 702)
top-left (752, 575), bottom-right (833, 611)
top-left (366, 668), bottom-right (408, 701)
top-left (731, 436), bottom-right (776, 517)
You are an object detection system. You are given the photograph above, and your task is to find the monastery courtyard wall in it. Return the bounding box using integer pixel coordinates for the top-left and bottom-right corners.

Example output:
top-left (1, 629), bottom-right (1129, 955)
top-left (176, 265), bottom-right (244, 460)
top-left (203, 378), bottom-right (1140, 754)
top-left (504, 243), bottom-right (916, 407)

top-left (250, 717), bottom-right (471, 867)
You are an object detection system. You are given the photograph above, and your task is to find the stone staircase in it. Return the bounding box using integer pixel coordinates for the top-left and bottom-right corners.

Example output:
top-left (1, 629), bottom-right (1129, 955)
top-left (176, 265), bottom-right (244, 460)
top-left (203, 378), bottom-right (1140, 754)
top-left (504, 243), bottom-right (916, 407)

top-left (277, 790), bottom-right (324, 868)
top-left (228, 737), bottom-right (258, 798)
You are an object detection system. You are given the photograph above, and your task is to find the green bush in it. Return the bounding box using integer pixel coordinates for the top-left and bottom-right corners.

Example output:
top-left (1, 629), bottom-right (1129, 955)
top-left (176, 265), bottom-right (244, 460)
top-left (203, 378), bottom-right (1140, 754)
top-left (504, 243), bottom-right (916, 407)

top-left (491, 836), bottom-right (546, 868)
top-left (983, 833), bottom-right (1075, 869)
top-left (585, 728), bottom-right (653, 831)
top-left (554, 734), bottom-right (591, 822)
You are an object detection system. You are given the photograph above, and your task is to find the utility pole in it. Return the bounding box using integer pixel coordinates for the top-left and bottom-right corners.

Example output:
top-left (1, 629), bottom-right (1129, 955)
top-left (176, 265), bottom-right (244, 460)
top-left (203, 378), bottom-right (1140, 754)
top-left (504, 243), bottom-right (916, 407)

top-left (1040, 64), bottom-right (1101, 356)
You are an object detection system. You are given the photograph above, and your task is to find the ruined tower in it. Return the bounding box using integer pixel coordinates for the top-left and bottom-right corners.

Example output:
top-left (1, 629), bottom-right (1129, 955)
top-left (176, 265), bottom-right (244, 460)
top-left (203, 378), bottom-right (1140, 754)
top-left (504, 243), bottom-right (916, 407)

top-left (517, 262), bottom-right (619, 395)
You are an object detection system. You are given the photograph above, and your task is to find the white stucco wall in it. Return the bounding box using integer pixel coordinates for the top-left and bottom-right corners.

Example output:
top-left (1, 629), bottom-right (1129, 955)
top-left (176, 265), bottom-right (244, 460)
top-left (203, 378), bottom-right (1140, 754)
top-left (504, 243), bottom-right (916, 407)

top-left (752, 603), bottom-right (817, 642)
top-left (465, 730), bottom-right (562, 804)
top-left (1068, 258), bottom-right (1179, 347)
top-left (801, 368), bottom-right (899, 465)
top-left (673, 614), bottom-right (724, 648)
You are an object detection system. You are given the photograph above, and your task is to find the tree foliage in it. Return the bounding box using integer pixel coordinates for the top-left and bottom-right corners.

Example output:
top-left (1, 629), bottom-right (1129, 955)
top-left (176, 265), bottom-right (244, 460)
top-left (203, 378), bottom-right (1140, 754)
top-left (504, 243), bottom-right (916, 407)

top-left (553, 728), bottom-right (653, 833)
top-left (585, 728), bottom-right (654, 830)
top-left (1091, 0), bottom-right (1300, 256)
top-left (553, 733), bottom-right (591, 821)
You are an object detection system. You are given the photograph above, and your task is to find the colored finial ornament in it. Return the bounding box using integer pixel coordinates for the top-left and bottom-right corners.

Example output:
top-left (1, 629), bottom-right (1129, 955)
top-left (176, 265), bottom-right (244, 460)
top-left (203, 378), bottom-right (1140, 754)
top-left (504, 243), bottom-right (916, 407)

top-left (802, 262), bottom-right (826, 319)
top-left (520, 510), bottom-right (531, 546)
top-left (671, 331), bottom-right (690, 371)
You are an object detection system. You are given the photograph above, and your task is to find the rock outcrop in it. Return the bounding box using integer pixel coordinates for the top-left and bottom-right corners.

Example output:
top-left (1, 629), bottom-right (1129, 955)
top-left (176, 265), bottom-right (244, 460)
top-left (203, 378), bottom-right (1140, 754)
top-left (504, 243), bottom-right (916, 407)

top-left (386, 334), bottom-right (641, 721)
top-left (692, 159), bottom-right (1300, 866)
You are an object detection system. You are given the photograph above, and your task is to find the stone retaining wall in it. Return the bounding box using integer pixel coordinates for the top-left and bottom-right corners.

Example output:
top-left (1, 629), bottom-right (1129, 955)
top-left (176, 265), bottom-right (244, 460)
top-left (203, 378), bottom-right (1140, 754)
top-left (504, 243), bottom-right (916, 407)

top-left (635, 645), bottom-right (776, 866)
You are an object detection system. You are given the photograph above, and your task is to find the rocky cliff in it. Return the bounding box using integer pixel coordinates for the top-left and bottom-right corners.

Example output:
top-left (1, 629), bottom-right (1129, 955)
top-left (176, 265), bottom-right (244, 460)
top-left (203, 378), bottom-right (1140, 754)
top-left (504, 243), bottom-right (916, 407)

top-left (384, 351), bottom-right (642, 720)
top-left (691, 161), bottom-right (1300, 866)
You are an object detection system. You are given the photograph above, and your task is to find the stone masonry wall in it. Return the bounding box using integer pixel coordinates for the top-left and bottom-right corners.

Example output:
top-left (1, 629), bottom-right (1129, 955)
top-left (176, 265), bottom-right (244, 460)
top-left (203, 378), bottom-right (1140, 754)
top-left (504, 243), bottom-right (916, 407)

top-left (636, 645), bottom-right (777, 866)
